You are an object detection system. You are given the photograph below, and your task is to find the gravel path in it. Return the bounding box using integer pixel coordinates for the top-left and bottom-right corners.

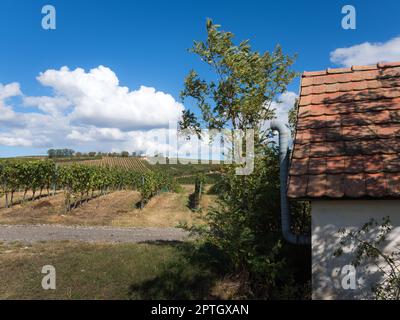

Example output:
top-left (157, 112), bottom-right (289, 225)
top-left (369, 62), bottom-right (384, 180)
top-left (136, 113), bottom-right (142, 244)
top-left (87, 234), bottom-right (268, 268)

top-left (0, 224), bottom-right (190, 244)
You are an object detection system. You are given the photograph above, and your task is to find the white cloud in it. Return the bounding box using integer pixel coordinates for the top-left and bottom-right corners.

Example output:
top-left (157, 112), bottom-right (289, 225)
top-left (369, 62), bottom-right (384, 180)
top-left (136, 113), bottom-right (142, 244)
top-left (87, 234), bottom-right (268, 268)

top-left (0, 82), bottom-right (25, 127)
top-left (67, 127), bottom-right (127, 143)
top-left (0, 66), bottom-right (186, 153)
top-left (330, 36), bottom-right (400, 67)
top-left (37, 66), bottom-right (184, 130)
top-left (271, 91), bottom-right (297, 125)
top-left (0, 82), bottom-right (21, 100)
top-left (23, 96), bottom-right (71, 116)
top-left (1, 66), bottom-right (294, 159)
top-left (0, 136), bottom-right (32, 147)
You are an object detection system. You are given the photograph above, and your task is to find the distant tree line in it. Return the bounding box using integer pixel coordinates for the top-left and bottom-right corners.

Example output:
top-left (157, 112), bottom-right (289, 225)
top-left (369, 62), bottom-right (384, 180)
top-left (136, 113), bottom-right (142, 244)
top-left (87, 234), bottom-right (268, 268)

top-left (47, 149), bottom-right (142, 159)
top-left (47, 149), bottom-right (75, 158)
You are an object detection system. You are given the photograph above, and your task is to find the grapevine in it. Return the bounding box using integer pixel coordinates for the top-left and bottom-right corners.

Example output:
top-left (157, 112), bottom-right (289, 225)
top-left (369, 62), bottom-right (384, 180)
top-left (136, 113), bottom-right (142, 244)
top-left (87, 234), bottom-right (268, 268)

top-left (0, 159), bottom-right (176, 211)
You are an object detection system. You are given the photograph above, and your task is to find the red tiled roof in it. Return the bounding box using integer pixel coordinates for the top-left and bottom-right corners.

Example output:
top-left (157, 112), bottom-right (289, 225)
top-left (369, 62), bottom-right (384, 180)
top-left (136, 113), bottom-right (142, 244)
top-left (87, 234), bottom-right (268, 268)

top-left (288, 62), bottom-right (400, 199)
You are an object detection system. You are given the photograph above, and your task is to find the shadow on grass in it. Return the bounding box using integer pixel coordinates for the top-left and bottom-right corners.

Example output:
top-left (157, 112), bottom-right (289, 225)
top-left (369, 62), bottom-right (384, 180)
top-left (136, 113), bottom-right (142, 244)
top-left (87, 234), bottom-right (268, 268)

top-left (128, 242), bottom-right (229, 300)
top-left (138, 240), bottom-right (186, 246)
top-left (128, 240), bottom-right (312, 300)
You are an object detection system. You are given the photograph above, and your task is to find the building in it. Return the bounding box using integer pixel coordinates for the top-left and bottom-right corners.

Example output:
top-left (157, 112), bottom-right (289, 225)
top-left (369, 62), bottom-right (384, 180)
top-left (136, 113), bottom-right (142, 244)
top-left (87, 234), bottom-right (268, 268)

top-left (288, 62), bottom-right (400, 299)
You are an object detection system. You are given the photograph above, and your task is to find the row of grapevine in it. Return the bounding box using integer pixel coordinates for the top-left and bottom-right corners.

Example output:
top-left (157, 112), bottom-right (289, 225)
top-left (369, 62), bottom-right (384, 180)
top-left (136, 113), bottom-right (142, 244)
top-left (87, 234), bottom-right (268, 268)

top-left (57, 164), bottom-right (141, 212)
top-left (59, 157), bottom-right (150, 172)
top-left (137, 170), bottom-right (176, 208)
top-left (0, 160), bottom-right (56, 208)
top-left (0, 159), bottom-right (176, 211)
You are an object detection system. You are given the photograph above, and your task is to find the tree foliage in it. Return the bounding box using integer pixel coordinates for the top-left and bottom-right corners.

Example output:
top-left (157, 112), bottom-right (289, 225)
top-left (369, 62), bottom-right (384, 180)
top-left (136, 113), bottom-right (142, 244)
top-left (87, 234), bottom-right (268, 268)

top-left (47, 149), bottom-right (75, 158)
top-left (179, 20), bottom-right (309, 298)
top-left (180, 18), bottom-right (296, 136)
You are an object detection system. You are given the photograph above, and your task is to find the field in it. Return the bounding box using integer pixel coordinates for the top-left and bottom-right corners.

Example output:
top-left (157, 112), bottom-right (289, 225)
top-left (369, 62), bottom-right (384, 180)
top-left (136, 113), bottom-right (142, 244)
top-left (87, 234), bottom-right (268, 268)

top-left (55, 156), bottom-right (223, 184)
top-left (0, 156), bottom-right (222, 300)
top-left (0, 185), bottom-right (216, 227)
top-left (0, 241), bottom-right (234, 300)
top-left (58, 156), bottom-right (151, 172)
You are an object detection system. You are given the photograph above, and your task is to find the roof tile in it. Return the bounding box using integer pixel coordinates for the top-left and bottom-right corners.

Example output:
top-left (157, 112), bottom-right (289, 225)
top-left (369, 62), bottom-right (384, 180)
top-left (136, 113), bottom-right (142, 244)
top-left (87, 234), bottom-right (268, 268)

top-left (301, 77), bottom-right (314, 87)
top-left (307, 175), bottom-right (326, 197)
top-left (365, 173), bottom-right (387, 197)
top-left (383, 154), bottom-right (400, 172)
top-left (288, 62), bottom-right (400, 199)
top-left (344, 155), bottom-right (364, 173)
top-left (386, 173), bottom-right (400, 196)
top-left (363, 155), bottom-right (384, 173)
top-left (326, 174), bottom-right (344, 197)
top-left (287, 176), bottom-right (308, 198)
top-left (327, 67), bottom-right (352, 74)
top-left (378, 62), bottom-right (400, 68)
top-left (344, 174), bottom-right (366, 198)
top-left (308, 157), bottom-right (327, 174)
top-left (326, 156), bottom-right (345, 173)
top-left (352, 65), bottom-right (378, 71)
top-left (289, 158), bottom-right (309, 176)
top-left (326, 126), bottom-right (342, 141)
top-left (379, 67), bottom-right (400, 78)
top-left (390, 110), bottom-right (400, 121)
top-left (292, 143), bottom-right (310, 159)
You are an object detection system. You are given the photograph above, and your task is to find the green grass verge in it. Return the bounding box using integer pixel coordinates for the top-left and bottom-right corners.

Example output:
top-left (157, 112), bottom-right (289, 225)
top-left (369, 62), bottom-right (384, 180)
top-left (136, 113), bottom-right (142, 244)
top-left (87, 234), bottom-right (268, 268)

top-left (0, 241), bottom-right (219, 300)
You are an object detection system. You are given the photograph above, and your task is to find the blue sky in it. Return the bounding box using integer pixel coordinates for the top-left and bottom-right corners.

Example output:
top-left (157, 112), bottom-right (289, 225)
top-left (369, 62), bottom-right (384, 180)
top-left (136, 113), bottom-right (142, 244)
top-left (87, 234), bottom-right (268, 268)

top-left (1, 0), bottom-right (400, 157)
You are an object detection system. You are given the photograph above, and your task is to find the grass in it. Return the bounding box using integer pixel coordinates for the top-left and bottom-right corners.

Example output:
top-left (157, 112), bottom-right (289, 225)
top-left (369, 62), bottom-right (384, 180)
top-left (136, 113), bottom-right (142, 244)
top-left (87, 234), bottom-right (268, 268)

top-left (0, 183), bottom-right (227, 300)
top-left (0, 241), bottom-right (227, 300)
top-left (112, 185), bottom-right (216, 228)
top-left (0, 185), bottom-right (217, 227)
top-left (150, 161), bottom-right (222, 178)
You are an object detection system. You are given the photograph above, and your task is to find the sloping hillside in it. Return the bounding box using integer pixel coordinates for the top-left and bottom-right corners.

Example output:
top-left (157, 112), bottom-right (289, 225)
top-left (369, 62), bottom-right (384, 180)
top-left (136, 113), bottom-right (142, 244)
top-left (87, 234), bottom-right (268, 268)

top-left (58, 156), bottom-right (151, 172)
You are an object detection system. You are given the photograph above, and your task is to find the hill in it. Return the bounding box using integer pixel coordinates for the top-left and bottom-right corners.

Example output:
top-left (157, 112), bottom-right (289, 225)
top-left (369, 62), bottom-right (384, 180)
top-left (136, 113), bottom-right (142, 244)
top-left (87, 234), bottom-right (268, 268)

top-left (57, 156), bottom-right (151, 173)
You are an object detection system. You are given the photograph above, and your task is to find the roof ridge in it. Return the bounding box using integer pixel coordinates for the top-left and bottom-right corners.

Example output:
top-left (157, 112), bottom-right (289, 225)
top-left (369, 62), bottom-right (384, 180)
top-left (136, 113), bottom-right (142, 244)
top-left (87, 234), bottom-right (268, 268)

top-left (302, 61), bottom-right (400, 78)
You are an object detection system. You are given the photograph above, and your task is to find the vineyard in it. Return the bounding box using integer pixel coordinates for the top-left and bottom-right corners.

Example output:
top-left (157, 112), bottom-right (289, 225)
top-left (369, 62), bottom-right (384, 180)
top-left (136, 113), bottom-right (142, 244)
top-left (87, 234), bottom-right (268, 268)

top-left (0, 159), bottom-right (176, 212)
top-left (58, 156), bottom-right (151, 172)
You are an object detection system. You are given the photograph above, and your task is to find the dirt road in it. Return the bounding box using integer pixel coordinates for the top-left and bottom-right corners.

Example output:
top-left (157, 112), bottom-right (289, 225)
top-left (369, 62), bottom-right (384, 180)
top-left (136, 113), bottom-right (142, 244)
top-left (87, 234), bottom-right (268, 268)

top-left (0, 224), bottom-right (190, 243)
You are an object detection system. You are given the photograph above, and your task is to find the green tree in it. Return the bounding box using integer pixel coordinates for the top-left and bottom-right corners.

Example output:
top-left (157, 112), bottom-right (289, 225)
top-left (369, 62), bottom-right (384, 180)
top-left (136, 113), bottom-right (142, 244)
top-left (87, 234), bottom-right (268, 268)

top-left (180, 19), bottom-right (309, 299)
top-left (180, 18), bottom-right (296, 139)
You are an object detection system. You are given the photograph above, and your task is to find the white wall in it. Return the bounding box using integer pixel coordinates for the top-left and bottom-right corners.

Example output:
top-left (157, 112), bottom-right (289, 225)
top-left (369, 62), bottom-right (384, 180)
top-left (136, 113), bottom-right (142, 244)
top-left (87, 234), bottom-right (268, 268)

top-left (312, 200), bottom-right (400, 300)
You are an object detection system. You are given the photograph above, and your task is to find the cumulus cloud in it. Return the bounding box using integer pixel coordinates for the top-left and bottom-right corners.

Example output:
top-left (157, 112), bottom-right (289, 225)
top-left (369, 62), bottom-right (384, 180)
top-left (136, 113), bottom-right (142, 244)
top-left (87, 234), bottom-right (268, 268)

top-left (1, 65), bottom-right (295, 159)
top-left (37, 66), bottom-right (184, 130)
top-left (271, 91), bottom-right (297, 125)
top-left (0, 82), bottom-right (25, 128)
top-left (23, 96), bottom-right (71, 116)
top-left (0, 82), bottom-right (21, 100)
top-left (259, 90), bottom-right (297, 141)
top-left (67, 127), bottom-right (127, 143)
top-left (0, 66), bottom-right (185, 152)
top-left (330, 36), bottom-right (400, 67)
top-left (0, 136), bottom-right (32, 147)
